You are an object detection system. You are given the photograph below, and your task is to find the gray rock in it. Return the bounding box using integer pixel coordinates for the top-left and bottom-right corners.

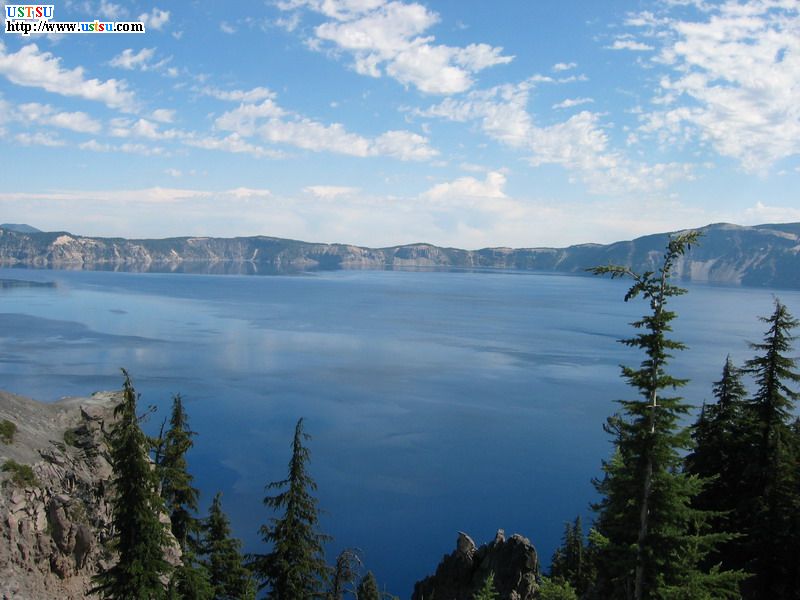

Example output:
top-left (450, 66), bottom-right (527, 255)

top-left (412, 530), bottom-right (539, 600)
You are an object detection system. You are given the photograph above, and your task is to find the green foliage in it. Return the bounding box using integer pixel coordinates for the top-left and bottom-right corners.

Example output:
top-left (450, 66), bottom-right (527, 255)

top-left (0, 418), bottom-right (16, 444)
top-left (159, 394), bottom-right (201, 553)
top-left (356, 571), bottom-right (381, 600)
top-left (93, 369), bottom-right (171, 600)
top-left (550, 516), bottom-right (593, 596)
top-left (251, 418), bottom-right (331, 599)
top-left (328, 548), bottom-right (361, 600)
top-left (2, 459), bottom-right (38, 487)
top-left (590, 232), bottom-right (741, 600)
top-left (538, 576), bottom-right (578, 600)
top-left (201, 492), bottom-right (255, 600)
top-left (63, 427), bottom-right (80, 447)
top-left (167, 551), bottom-right (213, 600)
top-left (736, 299), bottom-right (800, 598)
top-left (473, 572), bottom-right (499, 600)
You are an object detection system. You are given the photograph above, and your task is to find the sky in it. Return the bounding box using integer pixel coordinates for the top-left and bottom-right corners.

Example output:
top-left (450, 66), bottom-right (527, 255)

top-left (0, 0), bottom-right (798, 249)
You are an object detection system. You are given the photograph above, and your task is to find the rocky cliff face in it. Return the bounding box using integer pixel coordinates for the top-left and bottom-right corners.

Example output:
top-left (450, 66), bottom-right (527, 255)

top-left (412, 531), bottom-right (539, 600)
top-left (1, 222), bottom-right (799, 288)
top-left (0, 390), bottom-right (179, 600)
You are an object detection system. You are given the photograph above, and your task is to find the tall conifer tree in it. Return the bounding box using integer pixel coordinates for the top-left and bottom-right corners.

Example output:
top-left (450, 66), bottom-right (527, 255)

top-left (94, 369), bottom-right (171, 599)
top-left (589, 232), bottom-right (741, 600)
top-left (738, 299), bottom-right (800, 598)
top-left (159, 394), bottom-right (201, 553)
top-left (356, 571), bottom-right (381, 600)
top-left (202, 492), bottom-right (255, 600)
top-left (252, 418), bottom-right (330, 599)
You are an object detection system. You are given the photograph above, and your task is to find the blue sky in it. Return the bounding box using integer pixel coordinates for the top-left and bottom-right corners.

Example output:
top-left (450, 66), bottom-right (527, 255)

top-left (1, 0), bottom-right (798, 248)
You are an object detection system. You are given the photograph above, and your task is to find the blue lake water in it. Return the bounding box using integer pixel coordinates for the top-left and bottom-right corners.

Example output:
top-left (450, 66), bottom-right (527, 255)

top-left (1, 266), bottom-right (798, 597)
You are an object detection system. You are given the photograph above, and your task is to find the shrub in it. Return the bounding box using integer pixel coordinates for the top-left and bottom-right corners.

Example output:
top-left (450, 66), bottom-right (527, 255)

top-left (0, 419), bottom-right (16, 444)
top-left (2, 459), bottom-right (39, 487)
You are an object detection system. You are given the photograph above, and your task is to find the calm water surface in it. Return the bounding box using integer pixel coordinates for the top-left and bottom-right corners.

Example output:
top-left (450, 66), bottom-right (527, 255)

top-left (1, 267), bottom-right (798, 597)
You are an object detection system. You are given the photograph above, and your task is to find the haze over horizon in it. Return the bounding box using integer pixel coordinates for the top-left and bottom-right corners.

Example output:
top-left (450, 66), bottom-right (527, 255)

top-left (1, 0), bottom-right (798, 248)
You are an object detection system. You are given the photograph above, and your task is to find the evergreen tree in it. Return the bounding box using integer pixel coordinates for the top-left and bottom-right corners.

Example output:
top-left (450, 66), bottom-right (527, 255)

top-left (538, 576), bottom-right (578, 600)
top-left (252, 418), bottom-right (331, 599)
top-left (473, 572), bottom-right (499, 600)
top-left (589, 232), bottom-right (742, 600)
top-left (738, 299), bottom-right (800, 598)
top-left (356, 571), bottom-right (380, 600)
top-left (168, 552), bottom-right (214, 600)
top-left (159, 394), bottom-right (201, 553)
top-left (328, 548), bottom-right (361, 600)
top-left (550, 516), bottom-right (589, 596)
top-left (93, 369), bottom-right (171, 599)
top-left (684, 357), bottom-right (749, 570)
top-left (202, 492), bottom-right (255, 600)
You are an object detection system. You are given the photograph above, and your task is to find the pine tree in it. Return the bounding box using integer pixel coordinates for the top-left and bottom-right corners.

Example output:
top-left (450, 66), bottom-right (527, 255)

top-left (168, 552), bottom-right (214, 600)
top-left (684, 356), bottom-right (749, 570)
top-left (589, 232), bottom-right (742, 600)
top-left (328, 548), bottom-right (361, 600)
top-left (159, 394), bottom-right (201, 553)
top-left (202, 492), bottom-right (255, 600)
top-left (738, 299), bottom-right (800, 598)
top-left (550, 516), bottom-right (590, 596)
top-left (93, 369), bottom-right (171, 599)
top-left (356, 571), bottom-right (381, 600)
top-left (252, 418), bottom-right (331, 599)
top-left (473, 572), bottom-right (499, 600)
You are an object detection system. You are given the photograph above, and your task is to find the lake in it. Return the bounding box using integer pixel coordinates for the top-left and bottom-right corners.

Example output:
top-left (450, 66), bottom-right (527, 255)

top-left (1, 266), bottom-right (798, 597)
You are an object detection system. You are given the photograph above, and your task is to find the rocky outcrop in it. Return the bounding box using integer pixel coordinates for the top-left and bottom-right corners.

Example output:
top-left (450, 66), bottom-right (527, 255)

top-left (1, 222), bottom-right (799, 288)
top-left (412, 530), bottom-right (539, 600)
top-left (0, 390), bottom-right (180, 600)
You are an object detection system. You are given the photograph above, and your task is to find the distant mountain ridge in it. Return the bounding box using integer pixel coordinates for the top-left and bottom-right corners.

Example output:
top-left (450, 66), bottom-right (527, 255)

top-left (0, 222), bottom-right (798, 289)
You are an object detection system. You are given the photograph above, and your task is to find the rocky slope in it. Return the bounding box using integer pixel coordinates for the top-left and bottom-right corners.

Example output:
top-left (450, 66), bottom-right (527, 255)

top-left (1, 222), bottom-right (799, 288)
top-left (0, 390), bottom-right (179, 600)
top-left (412, 531), bottom-right (539, 600)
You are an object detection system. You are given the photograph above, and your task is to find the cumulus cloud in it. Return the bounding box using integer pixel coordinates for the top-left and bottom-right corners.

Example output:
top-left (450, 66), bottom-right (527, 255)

top-left (281, 0), bottom-right (513, 94)
top-left (420, 80), bottom-right (693, 195)
top-left (16, 102), bottom-right (102, 133)
top-left (0, 41), bottom-right (136, 111)
top-left (607, 39), bottom-right (654, 51)
top-left (629, 1), bottom-right (800, 171)
top-left (304, 185), bottom-right (361, 198)
top-left (423, 171), bottom-right (507, 200)
top-left (552, 97), bottom-right (594, 110)
top-left (553, 62), bottom-right (577, 72)
top-left (199, 86), bottom-right (277, 103)
top-left (110, 48), bottom-right (156, 70)
top-left (15, 131), bottom-right (65, 147)
top-left (214, 94), bottom-right (436, 160)
top-left (138, 7), bottom-right (170, 31)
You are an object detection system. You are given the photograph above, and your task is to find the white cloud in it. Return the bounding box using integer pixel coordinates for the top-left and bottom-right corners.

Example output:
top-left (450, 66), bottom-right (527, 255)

top-left (0, 41), bottom-right (136, 111)
top-left (371, 130), bottom-right (438, 160)
top-left (200, 86), bottom-right (277, 103)
top-left (214, 95), bottom-right (436, 160)
top-left (79, 139), bottom-right (166, 155)
top-left (630, 1), bottom-right (800, 171)
top-left (98, 0), bottom-right (126, 19)
top-left (553, 97), bottom-right (594, 110)
top-left (421, 82), bottom-right (693, 195)
top-left (220, 21), bottom-right (236, 34)
top-left (15, 131), bottom-right (65, 147)
top-left (109, 48), bottom-right (157, 70)
top-left (553, 62), bottom-right (577, 72)
top-left (138, 7), bottom-right (170, 31)
top-left (184, 133), bottom-right (285, 159)
top-left (285, 0), bottom-right (513, 94)
top-left (16, 102), bottom-right (102, 133)
top-left (151, 108), bottom-right (175, 123)
top-left (165, 168), bottom-right (182, 177)
top-left (607, 39), bottom-right (654, 51)
top-left (423, 171), bottom-right (507, 201)
top-left (741, 201), bottom-right (800, 224)
top-left (304, 185), bottom-right (361, 198)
